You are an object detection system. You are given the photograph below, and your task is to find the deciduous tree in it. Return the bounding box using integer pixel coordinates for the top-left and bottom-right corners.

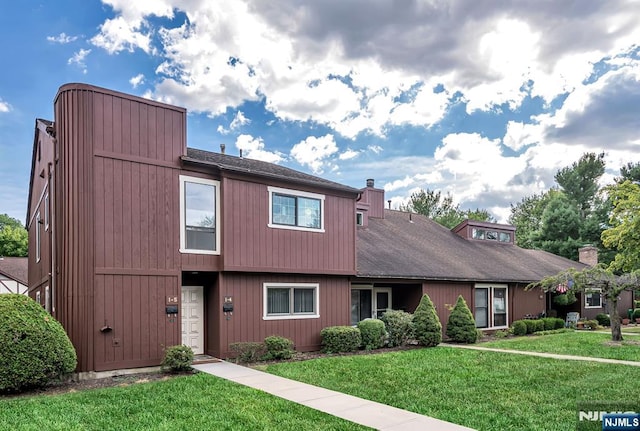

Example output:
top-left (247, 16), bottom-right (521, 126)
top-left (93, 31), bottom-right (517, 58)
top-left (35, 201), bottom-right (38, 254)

top-left (0, 214), bottom-right (28, 257)
top-left (601, 180), bottom-right (640, 272)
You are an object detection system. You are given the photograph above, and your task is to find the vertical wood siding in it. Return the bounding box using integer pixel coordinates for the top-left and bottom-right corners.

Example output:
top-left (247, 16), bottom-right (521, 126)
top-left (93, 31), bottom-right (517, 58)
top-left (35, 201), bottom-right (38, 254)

top-left (214, 273), bottom-right (351, 357)
top-left (221, 177), bottom-right (356, 274)
top-left (511, 285), bottom-right (546, 321)
top-left (423, 282), bottom-right (473, 329)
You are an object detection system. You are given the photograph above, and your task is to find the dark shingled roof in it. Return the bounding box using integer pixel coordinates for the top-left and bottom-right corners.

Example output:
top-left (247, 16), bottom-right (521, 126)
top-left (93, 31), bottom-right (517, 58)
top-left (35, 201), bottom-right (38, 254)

top-left (183, 148), bottom-right (360, 195)
top-left (0, 257), bottom-right (28, 285)
top-left (357, 210), bottom-right (587, 283)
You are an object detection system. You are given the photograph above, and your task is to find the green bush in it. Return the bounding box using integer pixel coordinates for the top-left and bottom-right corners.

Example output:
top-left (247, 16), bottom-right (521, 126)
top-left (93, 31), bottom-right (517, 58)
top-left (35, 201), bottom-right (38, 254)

top-left (584, 320), bottom-right (599, 331)
top-left (553, 317), bottom-right (566, 329)
top-left (162, 345), bottom-right (194, 372)
top-left (229, 342), bottom-right (267, 363)
top-left (595, 313), bottom-right (610, 327)
top-left (357, 319), bottom-right (387, 350)
top-left (511, 320), bottom-right (527, 336)
top-left (523, 319), bottom-right (537, 334)
top-left (541, 317), bottom-right (556, 331)
top-left (412, 294), bottom-right (442, 347)
top-left (634, 300), bottom-right (640, 309)
top-left (381, 309), bottom-right (414, 347)
top-left (320, 326), bottom-right (361, 353)
top-left (633, 309), bottom-right (640, 320)
top-left (0, 294), bottom-right (77, 393)
top-left (445, 296), bottom-right (478, 343)
top-left (493, 329), bottom-right (509, 338)
top-left (264, 335), bottom-right (294, 360)
top-left (533, 319), bottom-right (545, 333)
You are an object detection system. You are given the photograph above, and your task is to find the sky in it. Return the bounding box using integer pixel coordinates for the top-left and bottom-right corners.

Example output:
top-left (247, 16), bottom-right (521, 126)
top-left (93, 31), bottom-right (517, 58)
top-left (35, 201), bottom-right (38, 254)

top-left (1, 1), bottom-right (639, 225)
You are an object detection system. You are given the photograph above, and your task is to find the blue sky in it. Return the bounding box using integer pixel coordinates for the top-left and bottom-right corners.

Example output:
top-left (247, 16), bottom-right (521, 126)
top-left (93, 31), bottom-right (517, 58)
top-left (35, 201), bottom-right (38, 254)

top-left (1, 1), bottom-right (639, 225)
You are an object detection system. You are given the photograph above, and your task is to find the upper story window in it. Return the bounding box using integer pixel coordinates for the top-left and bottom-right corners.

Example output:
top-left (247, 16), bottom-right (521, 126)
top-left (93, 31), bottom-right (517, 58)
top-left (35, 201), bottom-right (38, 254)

top-left (356, 212), bottom-right (364, 226)
top-left (268, 186), bottom-right (325, 232)
top-left (179, 175), bottom-right (220, 255)
top-left (472, 228), bottom-right (511, 243)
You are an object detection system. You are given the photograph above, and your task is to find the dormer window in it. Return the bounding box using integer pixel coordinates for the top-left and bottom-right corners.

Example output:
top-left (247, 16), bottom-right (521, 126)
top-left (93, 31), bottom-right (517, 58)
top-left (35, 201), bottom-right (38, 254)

top-left (268, 186), bottom-right (325, 232)
top-left (499, 232), bottom-right (511, 242)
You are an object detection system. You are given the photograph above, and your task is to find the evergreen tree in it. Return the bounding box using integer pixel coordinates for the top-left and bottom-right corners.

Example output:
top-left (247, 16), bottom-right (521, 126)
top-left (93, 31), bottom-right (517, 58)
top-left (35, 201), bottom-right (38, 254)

top-left (445, 296), bottom-right (478, 343)
top-left (554, 152), bottom-right (605, 219)
top-left (412, 294), bottom-right (442, 347)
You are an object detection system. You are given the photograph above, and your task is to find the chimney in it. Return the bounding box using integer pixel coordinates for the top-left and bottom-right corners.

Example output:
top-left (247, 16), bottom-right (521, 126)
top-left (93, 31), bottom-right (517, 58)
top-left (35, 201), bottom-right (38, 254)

top-left (239, 149), bottom-right (243, 158)
top-left (388, 200), bottom-right (391, 209)
top-left (220, 143), bottom-right (226, 154)
top-left (366, 178), bottom-right (375, 188)
top-left (578, 246), bottom-right (598, 267)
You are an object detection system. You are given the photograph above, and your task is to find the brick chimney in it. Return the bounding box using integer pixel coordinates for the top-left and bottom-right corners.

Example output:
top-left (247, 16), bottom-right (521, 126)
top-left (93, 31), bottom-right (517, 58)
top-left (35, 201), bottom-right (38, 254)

top-left (578, 246), bottom-right (598, 267)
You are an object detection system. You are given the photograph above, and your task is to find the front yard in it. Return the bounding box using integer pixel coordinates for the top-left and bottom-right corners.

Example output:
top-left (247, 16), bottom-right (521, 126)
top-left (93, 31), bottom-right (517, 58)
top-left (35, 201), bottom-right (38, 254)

top-left (262, 335), bottom-right (639, 431)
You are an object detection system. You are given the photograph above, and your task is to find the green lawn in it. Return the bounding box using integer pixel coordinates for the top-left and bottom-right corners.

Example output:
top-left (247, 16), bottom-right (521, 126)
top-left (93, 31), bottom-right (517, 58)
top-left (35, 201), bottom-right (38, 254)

top-left (263, 346), bottom-right (639, 431)
top-left (0, 373), bottom-right (369, 431)
top-left (480, 331), bottom-right (640, 361)
top-left (620, 326), bottom-right (640, 334)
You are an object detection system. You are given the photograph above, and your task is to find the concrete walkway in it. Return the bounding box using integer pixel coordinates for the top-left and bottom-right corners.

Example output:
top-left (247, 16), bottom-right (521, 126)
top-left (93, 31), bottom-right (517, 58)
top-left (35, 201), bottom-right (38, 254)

top-left (194, 361), bottom-right (474, 431)
top-left (443, 343), bottom-right (640, 366)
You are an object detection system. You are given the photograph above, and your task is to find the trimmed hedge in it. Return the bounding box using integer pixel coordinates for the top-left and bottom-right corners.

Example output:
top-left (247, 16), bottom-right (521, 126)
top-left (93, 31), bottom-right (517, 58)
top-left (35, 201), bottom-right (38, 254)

top-left (162, 345), bottom-right (194, 372)
top-left (553, 317), bottom-right (566, 329)
top-left (380, 310), bottom-right (414, 347)
top-left (0, 294), bottom-right (77, 392)
top-left (357, 319), bottom-right (387, 350)
top-left (523, 319), bottom-right (538, 334)
top-left (445, 296), bottom-right (478, 343)
top-left (511, 320), bottom-right (527, 336)
top-left (320, 326), bottom-right (361, 353)
top-left (412, 294), bottom-right (442, 347)
top-left (541, 317), bottom-right (556, 331)
top-left (264, 335), bottom-right (295, 360)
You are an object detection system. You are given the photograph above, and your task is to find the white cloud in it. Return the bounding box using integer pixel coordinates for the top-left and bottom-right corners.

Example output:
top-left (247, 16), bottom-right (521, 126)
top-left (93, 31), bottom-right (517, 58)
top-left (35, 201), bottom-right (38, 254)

top-left (338, 148), bottom-right (359, 161)
top-left (218, 111), bottom-right (251, 134)
top-left (0, 98), bottom-right (10, 113)
top-left (503, 121), bottom-right (543, 151)
top-left (235, 134), bottom-right (284, 164)
top-left (290, 134), bottom-right (338, 173)
top-left (68, 49), bottom-right (91, 73)
top-left (384, 176), bottom-right (415, 192)
top-left (47, 32), bottom-right (78, 44)
top-left (92, 16), bottom-right (153, 54)
top-left (129, 73), bottom-right (145, 88)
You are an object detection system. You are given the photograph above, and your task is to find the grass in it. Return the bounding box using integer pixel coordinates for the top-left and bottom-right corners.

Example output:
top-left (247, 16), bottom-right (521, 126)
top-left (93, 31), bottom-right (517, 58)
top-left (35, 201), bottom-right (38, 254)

top-left (263, 346), bottom-right (639, 431)
top-left (0, 373), bottom-right (369, 431)
top-left (619, 326), bottom-right (640, 334)
top-left (480, 331), bottom-right (640, 361)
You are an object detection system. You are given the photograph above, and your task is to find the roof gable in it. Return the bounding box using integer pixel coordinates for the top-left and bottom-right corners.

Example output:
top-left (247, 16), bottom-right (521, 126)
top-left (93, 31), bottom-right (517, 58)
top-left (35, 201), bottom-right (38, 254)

top-left (0, 257), bottom-right (28, 285)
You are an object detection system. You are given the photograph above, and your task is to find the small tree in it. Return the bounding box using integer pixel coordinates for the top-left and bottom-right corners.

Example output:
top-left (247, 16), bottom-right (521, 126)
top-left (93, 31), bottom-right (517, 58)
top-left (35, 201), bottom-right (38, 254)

top-left (412, 294), bottom-right (442, 347)
top-left (445, 295), bottom-right (478, 343)
top-left (528, 266), bottom-right (640, 341)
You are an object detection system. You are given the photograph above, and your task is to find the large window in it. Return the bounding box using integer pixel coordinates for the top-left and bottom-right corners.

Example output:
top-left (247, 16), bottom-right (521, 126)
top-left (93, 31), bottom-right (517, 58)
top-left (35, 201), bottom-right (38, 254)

top-left (268, 186), bottom-right (324, 232)
top-left (263, 283), bottom-right (319, 320)
top-left (179, 176), bottom-right (220, 254)
top-left (474, 284), bottom-right (508, 329)
top-left (585, 289), bottom-right (602, 308)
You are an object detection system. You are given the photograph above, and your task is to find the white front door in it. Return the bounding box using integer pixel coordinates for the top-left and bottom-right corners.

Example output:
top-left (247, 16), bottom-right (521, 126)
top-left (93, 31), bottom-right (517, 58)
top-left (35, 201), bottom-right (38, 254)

top-left (181, 286), bottom-right (204, 355)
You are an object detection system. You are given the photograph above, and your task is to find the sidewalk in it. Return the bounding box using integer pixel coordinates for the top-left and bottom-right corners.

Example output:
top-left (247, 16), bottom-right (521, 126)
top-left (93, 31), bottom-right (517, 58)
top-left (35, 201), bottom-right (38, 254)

top-left (194, 361), bottom-right (475, 431)
top-left (443, 343), bottom-right (640, 366)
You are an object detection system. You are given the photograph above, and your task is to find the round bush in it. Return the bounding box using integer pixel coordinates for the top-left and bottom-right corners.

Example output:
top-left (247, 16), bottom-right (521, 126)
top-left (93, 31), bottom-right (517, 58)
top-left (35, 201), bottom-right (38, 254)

top-left (554, 317), bottom-right (566, 329)
top-left (445, 296), bottom-right (478, 343)
top-left (511, 320), bottom-right (527, 336)
top-left (412, 294), bottom-right (442, 347)
top-left (357, 319), bottom-right (387, 350)
top-left (633, 309), bottom-right (640, 320)
top-left (264, 335), bottom-right (294, 360)
top-left (0, 294), bottom-right (77, 392)
top-left (381, 309), bottom-right (414, 347)
top-left (541, 317), bottom-right (556, 331)
top-left (320, 326), bottom-right (361, 353)
top-left (162, 345), bottom-right (194, 372)
top-left (523, 319), bottom-right (537, 334)
top-left (595, 313), bottom-right (610, 327)
top-left (533, 319), bottom-right (545, 333)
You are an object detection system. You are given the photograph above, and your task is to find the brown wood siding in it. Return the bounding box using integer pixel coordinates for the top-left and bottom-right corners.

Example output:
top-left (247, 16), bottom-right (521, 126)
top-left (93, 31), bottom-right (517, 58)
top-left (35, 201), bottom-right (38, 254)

top-left (423, 281), bottom-right (473, 329)
top-left (221, 177), bottom-right (356, 274)
top-left (214, 273), bottom-right (350, 357)
top-left (93, 274), bottom-right (179, 371)
top-left (511, 284), bottom-right (545, 322)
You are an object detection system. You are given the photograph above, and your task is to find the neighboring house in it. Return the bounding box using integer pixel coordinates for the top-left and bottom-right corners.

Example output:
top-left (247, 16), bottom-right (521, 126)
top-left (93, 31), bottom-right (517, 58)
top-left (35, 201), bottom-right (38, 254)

top-left (0, 257), bottom-right (28, 294)
top-left (26, 83), bottom-right (621, 373)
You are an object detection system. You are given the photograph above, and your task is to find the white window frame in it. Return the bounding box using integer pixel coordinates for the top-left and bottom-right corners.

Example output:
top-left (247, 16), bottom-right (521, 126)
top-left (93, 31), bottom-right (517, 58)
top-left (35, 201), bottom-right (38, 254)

top-left (584, 288), bottom-right (602, 309)
top-left (356, 211), bottom-right (364, 226)
top-left (350, 285), bottom-right (392, 325)
top-left (475, 284), bottom-right (509, 329)
top-left (179, 175), bottom-right (221, 255)
top-left (263, 282), bottom-right (320, 320)
top-left (267, 186), bottom-right (325, 233)
top-left (36, 211), bottom-right (41, 263)
top-left (44, 193), bottom-right (49, 231)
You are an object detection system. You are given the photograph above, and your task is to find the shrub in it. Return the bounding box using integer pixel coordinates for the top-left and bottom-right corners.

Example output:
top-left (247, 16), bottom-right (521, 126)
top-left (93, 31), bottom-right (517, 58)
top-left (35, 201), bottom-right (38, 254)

top-left (412, 294), bottom-right (442, 347)
top-left (584, 320), bottom-right (599, 331)
top-left (633, 309), bottom-right (640, 320)
top-left (357, 319), bottom-right (387, 350)
top-left (0, 294), bottom-right (77, 392)
top-left (320, 326), bottom-right (361, 353)
top-left (493, 329), bottom-right (509, 338)
top-left (533, 319), bottom-right (545, 333)
top-left (445, 295), bottom-right (478, 343)
top-left (541, 317), bottom-right (556, 331)
top-left (553, 317), bottom-right (566, 329)
top-left (511, 320), bottom-right (527, 336)
top-left (595, 313), bottom-right (610, 327)
top-left (229, 342), bottom-right (267, 363)
top-left (264, 335), bottom-right (294, 360)
top-left (162, 345), bottom-right (194, 372)
top-left (635, 300), bottom-right (640, 309)
top-left (523, 319), bottom-right (538, 334)
top-left (381, 310), bottom-right (414, 347)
